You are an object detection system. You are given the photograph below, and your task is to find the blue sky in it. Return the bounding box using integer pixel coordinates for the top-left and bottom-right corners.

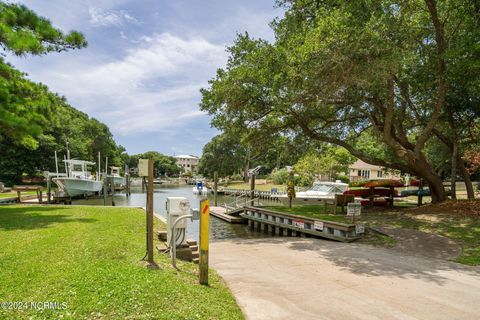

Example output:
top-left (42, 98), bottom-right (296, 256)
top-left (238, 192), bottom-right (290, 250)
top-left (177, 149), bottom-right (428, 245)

top-left (6, 0), bottom-right (282, 156)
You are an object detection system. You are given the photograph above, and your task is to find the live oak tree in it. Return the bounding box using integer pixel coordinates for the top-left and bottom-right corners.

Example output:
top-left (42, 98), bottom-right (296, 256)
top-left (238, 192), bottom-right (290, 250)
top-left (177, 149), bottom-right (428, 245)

top-left (200, 0), bottom-right (479, 203)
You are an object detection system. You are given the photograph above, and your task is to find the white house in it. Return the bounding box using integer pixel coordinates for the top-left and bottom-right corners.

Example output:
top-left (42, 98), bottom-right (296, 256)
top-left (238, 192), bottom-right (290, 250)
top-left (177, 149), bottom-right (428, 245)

top-left (174, 155), bottom-right (199, 174)
top-left (348, 159), bottom-right (401, 182)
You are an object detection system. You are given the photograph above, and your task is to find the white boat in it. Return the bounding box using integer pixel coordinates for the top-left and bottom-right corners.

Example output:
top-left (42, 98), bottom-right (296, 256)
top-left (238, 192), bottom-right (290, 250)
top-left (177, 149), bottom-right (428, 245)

top-left (53, 160), bottom-right (103, 197)
top-left (193, 181), bottom-right (208, 196)
top-left (110, 166), bottom-right (126, 190)
top-left (278, 181), bottom-right (349, 206)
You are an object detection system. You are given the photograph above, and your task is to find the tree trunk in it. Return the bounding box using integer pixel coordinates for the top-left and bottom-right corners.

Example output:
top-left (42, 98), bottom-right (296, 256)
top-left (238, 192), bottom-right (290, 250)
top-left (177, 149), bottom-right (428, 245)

top-left (459, 159), bottom-right (475, 199)
top-left (450, 140), bottom-right (458, 199)
top-left (423, 172), bottom-right (447, 203)
top-left (408, 155), bottom-right (447, 203)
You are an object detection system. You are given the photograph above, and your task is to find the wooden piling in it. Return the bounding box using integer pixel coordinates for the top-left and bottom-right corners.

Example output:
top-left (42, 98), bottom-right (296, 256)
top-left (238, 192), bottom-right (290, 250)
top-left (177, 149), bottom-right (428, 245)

top-left (249, 175), bottom-right (255, 206)
top-left (111, 177), bottom-right (115, 206)
top-left (146, 159), bottom-right (155, 266)
top-left (214, 171), bottom-right (218, 207)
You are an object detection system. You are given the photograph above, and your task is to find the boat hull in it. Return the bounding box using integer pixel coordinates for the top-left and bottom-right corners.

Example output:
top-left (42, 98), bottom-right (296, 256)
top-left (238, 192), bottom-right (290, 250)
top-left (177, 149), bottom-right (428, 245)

top-left (193, 187), bottom-right (209, 196)
top-left (53, 178), bottom-right (103, 197)
top-left (112, 176), bottom-right (126, 188)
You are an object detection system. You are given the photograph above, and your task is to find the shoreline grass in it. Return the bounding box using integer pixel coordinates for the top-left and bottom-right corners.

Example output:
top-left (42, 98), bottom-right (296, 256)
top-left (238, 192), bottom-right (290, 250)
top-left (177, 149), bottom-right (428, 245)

top-left (262, 205), bottom-right (351, 223)
top-left (0, 205), bottom-right (243, 319)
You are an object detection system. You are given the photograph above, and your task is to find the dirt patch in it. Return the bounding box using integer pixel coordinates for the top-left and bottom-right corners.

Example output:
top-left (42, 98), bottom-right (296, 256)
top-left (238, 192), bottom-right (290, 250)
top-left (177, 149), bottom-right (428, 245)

top-left (414, 214), bottom-right (445, 223)
top-left (407, 199), bottom-right (480, 217)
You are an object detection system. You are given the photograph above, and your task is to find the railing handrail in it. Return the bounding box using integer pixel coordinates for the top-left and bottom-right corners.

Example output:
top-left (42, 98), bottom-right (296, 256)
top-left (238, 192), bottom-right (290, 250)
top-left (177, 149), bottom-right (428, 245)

top-left (224, 196), bottom-right (261, 214)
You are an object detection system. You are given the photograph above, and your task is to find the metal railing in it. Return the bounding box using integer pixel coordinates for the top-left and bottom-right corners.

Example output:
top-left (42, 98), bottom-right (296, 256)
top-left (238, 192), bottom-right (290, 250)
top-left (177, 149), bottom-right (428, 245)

top-left (223, 194), bottom-right (261, 214)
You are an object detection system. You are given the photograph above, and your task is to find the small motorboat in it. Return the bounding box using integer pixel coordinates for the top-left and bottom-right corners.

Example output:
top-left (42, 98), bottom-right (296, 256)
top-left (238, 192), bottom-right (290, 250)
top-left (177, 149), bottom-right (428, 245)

top-left (278, 181), bottom-right (349, 206)
top-left (53, 159), bottom-right (103, 197)
top-left (110, 166), bottom-right (126, 190)
top-left (193, 181), bottom-right (208, 196)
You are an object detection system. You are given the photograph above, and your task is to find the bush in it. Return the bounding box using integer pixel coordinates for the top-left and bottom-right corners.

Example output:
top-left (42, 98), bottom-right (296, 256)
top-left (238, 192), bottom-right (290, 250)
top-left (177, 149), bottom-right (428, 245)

top-left (334, 175), bottom-right (349, 184)
top-left (270, 168), bottom-right (289, 185)
top-left (295, 175), bottom-right (312, 187)
top-left (230, 173), bottom-right (243, 181)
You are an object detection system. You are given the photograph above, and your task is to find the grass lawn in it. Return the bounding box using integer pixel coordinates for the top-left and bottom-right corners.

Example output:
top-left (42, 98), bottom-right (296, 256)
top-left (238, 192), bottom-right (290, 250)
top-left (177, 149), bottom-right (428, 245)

top-left (224, 182), bottom-right (285, 192)
top-left (0, 205), bottom-right (243, 319)
top-left (262, 205), bottom-right (350, 223)
top-left (0, 191), bottom-right (43, 199)
top-left (0, 193), bottom-right (18, 199)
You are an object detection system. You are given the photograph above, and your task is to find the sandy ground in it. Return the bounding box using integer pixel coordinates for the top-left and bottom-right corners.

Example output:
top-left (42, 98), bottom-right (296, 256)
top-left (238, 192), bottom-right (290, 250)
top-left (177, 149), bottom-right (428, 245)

top-left (210, 238), bottom-right (480, 320)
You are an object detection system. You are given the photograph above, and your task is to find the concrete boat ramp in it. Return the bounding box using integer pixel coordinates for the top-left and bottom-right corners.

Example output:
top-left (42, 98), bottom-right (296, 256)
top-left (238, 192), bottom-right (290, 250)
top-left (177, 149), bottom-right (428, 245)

top-left (211, 237), bottom-right (480, 320)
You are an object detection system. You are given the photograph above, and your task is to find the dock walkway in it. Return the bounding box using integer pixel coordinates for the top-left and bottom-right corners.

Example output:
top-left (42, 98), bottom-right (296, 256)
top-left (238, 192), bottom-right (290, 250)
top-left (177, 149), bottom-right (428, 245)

top-left (209, 206), bottom-right (246, 224)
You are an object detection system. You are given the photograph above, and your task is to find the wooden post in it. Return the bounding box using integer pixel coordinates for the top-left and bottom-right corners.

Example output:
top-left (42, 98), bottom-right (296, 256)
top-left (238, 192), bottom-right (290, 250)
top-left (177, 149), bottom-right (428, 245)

top-left (146, 159), bottom-right (155, 266)
top-left (369, 187), bottom-right (374, 206)
top-left (47, 176), bottom-right (51, 204)
top-left (199, 199), bottom-right (210, 285)
top-left (418, 179), bottom-right (424, 206)
top-left (389, 186), bottom-right (394, 207)
top-left (103, 173), bottom-right (107, 206)
top-left (250, 175), bottom-right (255, 206)
top-left (111, 177), bottom-right (116, 206)
top-left (214, 171), bottom-right (218, 207)
top-left (104, 157), bottom-right (108, 206)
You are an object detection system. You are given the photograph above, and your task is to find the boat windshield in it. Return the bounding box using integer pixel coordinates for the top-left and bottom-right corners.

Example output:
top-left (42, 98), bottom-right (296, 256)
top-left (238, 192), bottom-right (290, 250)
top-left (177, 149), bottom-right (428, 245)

top-left (311, 184), bottom-right (334, 192)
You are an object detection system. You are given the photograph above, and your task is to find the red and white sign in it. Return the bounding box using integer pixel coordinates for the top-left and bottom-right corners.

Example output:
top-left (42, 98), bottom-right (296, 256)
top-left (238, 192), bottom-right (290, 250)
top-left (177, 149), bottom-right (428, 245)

top-left (292, 219), bottom-right (304, 229)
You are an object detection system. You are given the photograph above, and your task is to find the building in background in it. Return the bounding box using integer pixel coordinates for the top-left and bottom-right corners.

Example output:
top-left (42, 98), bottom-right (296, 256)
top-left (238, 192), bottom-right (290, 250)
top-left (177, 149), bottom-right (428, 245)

top-left (174, 155), bottom-right (199, 174)
top-left (348, 159), bottom-right (401, 182)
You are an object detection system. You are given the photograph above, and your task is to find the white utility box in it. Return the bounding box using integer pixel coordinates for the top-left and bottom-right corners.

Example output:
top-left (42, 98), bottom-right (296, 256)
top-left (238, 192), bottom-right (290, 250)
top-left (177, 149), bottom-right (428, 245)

top-left (138, 159), bottom-right (149, 177)
top-left (166, 197), bottom-right (190, 246)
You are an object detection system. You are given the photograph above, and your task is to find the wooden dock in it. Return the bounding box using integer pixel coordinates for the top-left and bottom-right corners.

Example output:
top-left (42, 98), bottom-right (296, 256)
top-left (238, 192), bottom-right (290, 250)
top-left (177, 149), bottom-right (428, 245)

top-left (209, 206), bottom-right (247, 224)
top-left (241, 206), bottom-right (362, 242)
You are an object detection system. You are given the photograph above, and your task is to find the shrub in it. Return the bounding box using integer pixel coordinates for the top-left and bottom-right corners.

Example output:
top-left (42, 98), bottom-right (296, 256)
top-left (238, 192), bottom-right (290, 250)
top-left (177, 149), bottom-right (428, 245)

top-left (334, 175), bottom-right (349, 184)
top-left (230, 173), bottom-right (243, 181)
top-left (270, 168), bottom-right (289, 185)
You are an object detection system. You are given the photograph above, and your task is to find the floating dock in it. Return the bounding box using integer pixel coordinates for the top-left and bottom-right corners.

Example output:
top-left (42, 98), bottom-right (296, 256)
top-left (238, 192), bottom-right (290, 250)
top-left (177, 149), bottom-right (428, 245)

top-left (209, 206), bottom-right (247, 224)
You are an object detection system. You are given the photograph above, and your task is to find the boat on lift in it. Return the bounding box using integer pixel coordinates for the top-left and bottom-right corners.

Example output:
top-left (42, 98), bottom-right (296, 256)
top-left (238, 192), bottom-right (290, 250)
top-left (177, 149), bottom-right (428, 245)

top-left (110, 166), bottom-right (126, 190)
top-left (278, 181), bottom-right (349, 206)
top-left (53, 159), bottom-right (103, 197)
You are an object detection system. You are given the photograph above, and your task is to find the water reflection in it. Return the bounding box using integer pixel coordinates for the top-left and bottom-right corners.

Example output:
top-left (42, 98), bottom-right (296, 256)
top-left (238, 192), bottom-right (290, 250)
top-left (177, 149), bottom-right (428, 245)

top-left (73, 184), bottom-right (279, 240)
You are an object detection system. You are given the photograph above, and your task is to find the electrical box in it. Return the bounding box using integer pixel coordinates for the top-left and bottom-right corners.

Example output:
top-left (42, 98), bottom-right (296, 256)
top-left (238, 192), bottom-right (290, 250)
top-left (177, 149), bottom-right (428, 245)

top-left (166, 197), bottom-right (190, 245)
top-left (138, 159), bottom-right (149, 177)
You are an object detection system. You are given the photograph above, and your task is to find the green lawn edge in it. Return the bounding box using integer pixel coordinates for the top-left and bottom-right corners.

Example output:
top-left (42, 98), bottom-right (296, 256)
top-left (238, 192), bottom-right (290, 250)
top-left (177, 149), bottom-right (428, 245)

top-left (0, 205), bottom-right (243, 319)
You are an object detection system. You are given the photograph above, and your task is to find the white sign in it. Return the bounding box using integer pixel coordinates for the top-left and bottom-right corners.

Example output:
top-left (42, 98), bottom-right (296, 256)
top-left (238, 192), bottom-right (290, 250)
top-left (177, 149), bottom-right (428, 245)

top-left (355, 223), bottom-right (365, 234)
top-left (314, 221), bottom-right (324, 231)
top-left (347, 203), bottom-right (362, 216)
top-left (138, 159), bottom-right (149, 177)
top-left (292, 219), bottom-right (304, 229)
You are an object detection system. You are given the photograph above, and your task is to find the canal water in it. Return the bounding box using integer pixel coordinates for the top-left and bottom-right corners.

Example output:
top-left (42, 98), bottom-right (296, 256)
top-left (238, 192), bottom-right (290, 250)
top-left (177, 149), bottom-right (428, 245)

top-left (73, 184), bottom-right (279, 240)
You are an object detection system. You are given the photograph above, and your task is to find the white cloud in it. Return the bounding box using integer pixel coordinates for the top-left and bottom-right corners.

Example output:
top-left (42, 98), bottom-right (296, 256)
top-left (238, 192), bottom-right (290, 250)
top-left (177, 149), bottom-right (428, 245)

top-left (89, 7), bottom-right (139, 27)
top-left (23, 33), bottom-right (227, 136)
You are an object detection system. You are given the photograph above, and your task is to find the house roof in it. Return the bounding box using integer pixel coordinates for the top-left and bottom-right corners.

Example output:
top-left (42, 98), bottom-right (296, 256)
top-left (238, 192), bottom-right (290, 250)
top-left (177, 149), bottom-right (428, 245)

top-left (350, 159), bottom-right (383, 170)
top-left (174, 155), bottom-right (199, 160)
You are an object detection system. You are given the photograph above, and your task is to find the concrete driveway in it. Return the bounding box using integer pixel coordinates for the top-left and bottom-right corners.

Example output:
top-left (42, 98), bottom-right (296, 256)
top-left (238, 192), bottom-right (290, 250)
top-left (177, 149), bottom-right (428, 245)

top-left (210, 238), bottom-right (480, 320)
